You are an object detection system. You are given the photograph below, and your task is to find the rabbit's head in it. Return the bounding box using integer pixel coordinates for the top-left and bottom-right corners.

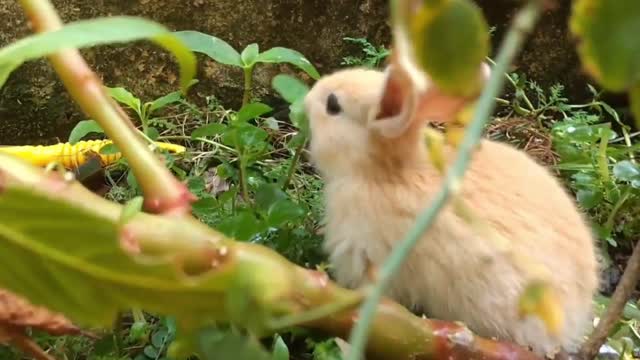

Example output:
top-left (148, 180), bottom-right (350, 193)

top-left (304, 62), bottom-right (490, 180)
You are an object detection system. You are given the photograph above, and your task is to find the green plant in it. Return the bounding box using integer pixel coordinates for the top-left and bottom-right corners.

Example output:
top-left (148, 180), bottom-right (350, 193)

top-left (173, 31), bottom-right (320, 106)
top-left (340, 37), bottom-right (390, 68)
top-left (3, 0), bottom-right (640, 360)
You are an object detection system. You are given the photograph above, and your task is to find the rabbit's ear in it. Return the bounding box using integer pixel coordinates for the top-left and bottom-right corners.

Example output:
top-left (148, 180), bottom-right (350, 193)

top-left (414, 62), bottom-right (491, 123)
top-left (367, 58), bottom-right (419, 138)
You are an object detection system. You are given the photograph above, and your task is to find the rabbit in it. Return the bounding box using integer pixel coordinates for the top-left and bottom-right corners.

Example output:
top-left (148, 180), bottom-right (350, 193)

top-left (303, 65), bottom-right (600, 358)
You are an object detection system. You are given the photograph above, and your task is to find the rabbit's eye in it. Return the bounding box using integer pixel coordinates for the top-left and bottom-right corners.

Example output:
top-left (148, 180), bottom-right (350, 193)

top-left (326, 93), bottom-right (342, 115)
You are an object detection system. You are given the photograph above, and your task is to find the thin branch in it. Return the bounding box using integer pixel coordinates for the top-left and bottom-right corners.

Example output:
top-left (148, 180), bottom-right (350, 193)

top-left (581, 240), bottom-right (640, 360)
top-left (345, 2), bottom-right (544, 359)
top-left (18, 0), bottom-right (195, 215)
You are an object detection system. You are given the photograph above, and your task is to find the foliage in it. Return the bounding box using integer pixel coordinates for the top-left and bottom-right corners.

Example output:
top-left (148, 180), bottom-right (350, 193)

top-left (340, 37), bottom-right (390, 68)
top-left (0, 16), bottom-right (196, 92)
top-left (3, 0), bottom-right (640, 360)
top-left (173, 30), bottom-right (319, 106)
top-left (570, 0), bottom-right (640, 132)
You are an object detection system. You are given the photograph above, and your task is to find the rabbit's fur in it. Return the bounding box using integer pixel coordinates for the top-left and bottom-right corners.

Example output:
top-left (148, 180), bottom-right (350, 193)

top-left (304, 67), bottom-right (599, 357)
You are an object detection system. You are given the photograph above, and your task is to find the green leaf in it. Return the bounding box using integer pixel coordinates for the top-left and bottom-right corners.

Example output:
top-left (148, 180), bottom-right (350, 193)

top-left (100, 143), bottom-right (120, 155)
top-left (613, 160), bottom-right (640, 181)
top-left (148, 91), bottom-right (183, 114)
top-left (272, 335), bottom-right (289, 360)
top-left (173, 30), bottom-right (242, 67)
top-left (409, 0), bottom-right (489, 96)
top-left (255, 183), bottom-right (288, 213)
top-left (152, 329), bottom-right (169, 348)
top-left (144, 345), bottom-right (159, 359)
top-left (216, 211), bottom-right (265, 241)
top-left (289, 98), bottom-right (309, 133)
top-left (191, 123), bottom-right (227, 139)
top-left (146, 127), bottom-right (160, 141)
top-left (224, 124), bottom-right (269, 151)
top-left (120, 196), bottom-right (144, 224)
top-left (107, 87), bottom-right (142, 117)
top-left (236, 102), bottom-right (273, 123)
top-left (271, 74), bottom-right (310, 132)
top-left (0, 187), bottom-right (230, 328)
top-left (272, 74), bottom-right (309, 104)
top-left (192, 197), bottom-right (218, 215)
top-left (129, 321), bottom-right (149, 342)
top-left (570, 1), bottom-right (640, 92)
top-left (197, 328), bottom-right (272, 360)
top-left (266, 199), bottom-right (305, 228)
top-left (241, 43), bottom-right (260, 67)
top-left (68, 120), bottom-right (105, 144)
top-left (0, 16), bottom-right (196, 92)
top-left (576, 188), bottom-right (602, 210)
top-left (255, 47), bottom-right (320, 79)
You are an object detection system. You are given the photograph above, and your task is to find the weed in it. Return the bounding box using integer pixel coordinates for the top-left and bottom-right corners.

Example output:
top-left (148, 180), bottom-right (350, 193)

top-left (340, 37), bottom-right (390, 68)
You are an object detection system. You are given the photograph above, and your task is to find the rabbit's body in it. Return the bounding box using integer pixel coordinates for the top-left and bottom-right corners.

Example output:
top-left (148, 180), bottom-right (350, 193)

top-left (305, 68), bottom-right (599, 357)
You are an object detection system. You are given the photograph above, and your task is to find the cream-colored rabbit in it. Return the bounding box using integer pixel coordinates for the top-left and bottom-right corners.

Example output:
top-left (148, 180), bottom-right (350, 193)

top-left (304, 66), bottom-right (599, 358)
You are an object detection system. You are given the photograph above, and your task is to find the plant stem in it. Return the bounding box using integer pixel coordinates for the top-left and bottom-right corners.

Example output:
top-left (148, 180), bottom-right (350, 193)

top-left (18, 0), bottom-right (195, 215)
top-left (282, 137), bottom-right (307, 190)
top-left (581, 239), bottom-right (640, 359)
top-left (238, 155), bottom-right (250, 204)
top-left (242, 66), bottom-right (254, 107)
top-left (345, 2), bottom-right (543, 359)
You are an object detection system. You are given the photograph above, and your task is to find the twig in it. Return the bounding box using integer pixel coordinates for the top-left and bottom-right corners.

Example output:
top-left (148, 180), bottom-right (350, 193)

top-left (345, 2), bottom-right (544, 359)
top-left (580, 240), bottom-right (640, 360)
top-left (18, 0), bottom-right (196, 215)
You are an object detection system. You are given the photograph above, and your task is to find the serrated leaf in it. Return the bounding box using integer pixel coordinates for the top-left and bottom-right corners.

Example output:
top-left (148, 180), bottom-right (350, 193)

top-left (613, 160), bottom-right (640, 181)
top-left (241, 43), bottom-right (260, 67)
top-left (570, 1), bottom-right (640, 92)
top-left (173, 30), bottom-right (242, 67)
top-left (256, 48), bottom-right (320, 79)
top-left (191, 123), bottom-right (227, 139)
top-left (236, 102), bottom-right (273, 123)
top-left (0, 16), bottom-right (196, 93)
top-left (68, 120), bottom-right (105, 144)
top-left (408, 0), bottom-right (489, 96)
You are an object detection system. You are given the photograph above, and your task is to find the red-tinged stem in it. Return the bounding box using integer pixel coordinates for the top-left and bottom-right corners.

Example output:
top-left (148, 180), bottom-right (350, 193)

top-left (293, 268), bottom-right (542, 360)
top-left (0, 153), bottom-right (542, 360)
top-left (18, 0), bottom-right (195, 215)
